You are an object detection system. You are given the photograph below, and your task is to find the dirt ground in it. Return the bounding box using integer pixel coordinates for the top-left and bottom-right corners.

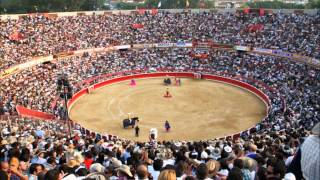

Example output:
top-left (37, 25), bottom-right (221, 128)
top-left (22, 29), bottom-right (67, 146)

top-left (69, 78), bottom-right (267, 141)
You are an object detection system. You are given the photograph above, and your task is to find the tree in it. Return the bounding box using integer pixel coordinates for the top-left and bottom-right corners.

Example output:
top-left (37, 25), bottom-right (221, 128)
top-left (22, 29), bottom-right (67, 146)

top-left (243, 0), bottom-right (305, 9)
top-left (306, 0), bottom-right (320, 9)
top-left (0, 0), bottom-right (109, 14)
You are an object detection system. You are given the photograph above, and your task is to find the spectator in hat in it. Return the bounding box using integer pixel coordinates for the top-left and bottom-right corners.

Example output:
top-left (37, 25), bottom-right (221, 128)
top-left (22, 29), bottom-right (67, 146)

top-left (116, 165), bottom-right (133, 180)
top-left (206, 160), bottom-right (220, 180)
top-left (90, 163), bottom-right (105, 173)
top-left (31, 150), bottom-right (47, 165)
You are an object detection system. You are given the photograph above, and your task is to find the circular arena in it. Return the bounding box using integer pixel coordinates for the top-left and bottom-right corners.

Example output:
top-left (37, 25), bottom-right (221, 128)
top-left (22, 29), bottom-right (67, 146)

top-left (69, 73), bottom-right (268, 141)
top-left (0, 7), bottom-right (320, 180)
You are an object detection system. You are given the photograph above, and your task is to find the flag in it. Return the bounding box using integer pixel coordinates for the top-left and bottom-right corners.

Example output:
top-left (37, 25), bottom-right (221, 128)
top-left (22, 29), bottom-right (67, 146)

top-left (158, 1), bottom-right (162, 8)
top-left (151, 8), bottom-right (158, 15)
top-left (259, 8), bottom-right (265, 16)
top-left (9, 32), bottom-right (23, 41)
top-left (132, 23), bottom-right (144, 29)
top-left (186, 0), bottom-right (190, 8)
top-left (248, 24), bottom-right (264, 33)
top-left (138, 8), bottom-right (146, 15)
top-left (243, 7), bottom-right (250, 14)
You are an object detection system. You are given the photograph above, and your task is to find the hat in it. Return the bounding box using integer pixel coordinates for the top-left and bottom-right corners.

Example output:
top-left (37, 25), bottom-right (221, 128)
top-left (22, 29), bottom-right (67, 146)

top-left (68, 144), bottom-right (75, 150)
top-left (73, 152), bottom-right (84, 164)
top-left (90, 163), bottom-right (105, 173)
top-left (174, 142), bottom-right (182, 147)
top-left (110, 158), bottom-right (122, 168)
top-left (1, 139), bottom-right (8, 145)
top-left (8, 136), bottom-right (17, 144)
top-left (282, 145), bottom-right (293, 155)
top-left (284, 173), bottom-right (296, 180)
top-left (116, 165), bottom-right (133, 177)
top-left (223, 146), bottom-right (232, 153)
top-left (206, 160), bottom-right (216, 173)
top-left (201, 151), bottom-right (208, 159)
top-left (85, 172), bottom-right (108, 180)
top-left (36, 150), bottom-right (46, 156)
top-left (67, 159), bottom-right (78, 168)
top-left (212, 148), bottom-right (221, 160)
top-left (311, 122), bottom-right (320, 135)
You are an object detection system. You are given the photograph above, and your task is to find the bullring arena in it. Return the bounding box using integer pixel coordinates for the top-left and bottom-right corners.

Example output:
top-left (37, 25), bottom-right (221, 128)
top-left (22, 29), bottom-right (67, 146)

top-left (0, 7), bottom-right (320, 180)
top-left (69, 74), bottom-right (267, 141)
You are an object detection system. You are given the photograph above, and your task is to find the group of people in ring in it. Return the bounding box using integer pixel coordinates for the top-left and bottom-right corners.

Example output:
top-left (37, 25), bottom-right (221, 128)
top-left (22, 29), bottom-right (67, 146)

top-left (135, 120), bottom-right (171, 137)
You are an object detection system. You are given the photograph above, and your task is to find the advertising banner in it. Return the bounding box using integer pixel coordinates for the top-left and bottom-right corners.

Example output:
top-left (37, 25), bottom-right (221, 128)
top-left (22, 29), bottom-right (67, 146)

top-left (19, 55), bottom-right (54, 69)
top-left (0, 67), bottom-right (19, 79)
top-left (132, 44), bottom-right (154, 49)
top-left (114, 45), bottom-right (131, 50)
top-left (54, 51), bottom-right (74, 58)
top-left (132, 23), bottom-right (144, 29)
top-left (252, 48), bottom-right (273, 54)
top-left (211, 43), bottom-right (233, 49)
top-left (1, 55), bottom-right (54, 79)
top-left (272, 50), bottom-right (293, 58)
top-left (234, 46), bottom-right (251, 51)
top-left (155, 43), bottom-right (174, 48)
top-left (132, 44), bottom-right (144, 49)
top-left (175, 42), bottom-right (193, 48)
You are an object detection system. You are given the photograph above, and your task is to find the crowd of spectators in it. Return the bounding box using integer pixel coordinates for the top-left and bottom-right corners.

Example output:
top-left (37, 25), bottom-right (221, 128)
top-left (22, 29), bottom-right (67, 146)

top-left (0, 47), bottom-right (319, 179)
top-left (0, 112), bottom-right (319, 180)
top-left (1, 11), bottom-right (319, 70)
top-left (0, 10), bottom-right (319, 180)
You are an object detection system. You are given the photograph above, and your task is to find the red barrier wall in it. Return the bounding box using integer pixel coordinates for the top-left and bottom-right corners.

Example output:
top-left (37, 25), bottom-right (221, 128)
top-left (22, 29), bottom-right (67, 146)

top-left (69, 72), bottom-right (270, 113)
top-left (16, 72), bottom-right (270, 140)
top-left (16, 105), bottom-right (55, 120)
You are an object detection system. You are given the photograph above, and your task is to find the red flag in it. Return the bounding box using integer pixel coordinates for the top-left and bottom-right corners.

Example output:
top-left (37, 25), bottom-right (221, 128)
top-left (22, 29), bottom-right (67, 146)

top-left (132, 23), bottom-right (144, 29)
top-left (248, 24), bottom-right (264, 33)
top-left (151, 8), bottom-right (158, 15)
top-left (138, 8), bottom-right (146, 15)
top-left (190, 53), bottom-right (209, 59)
top-left (243, 8), bottom-right (250, 14)
top-left (9, 32), bottom-right (23, 41)
top-left (259, 8), bottom-right (265, 16)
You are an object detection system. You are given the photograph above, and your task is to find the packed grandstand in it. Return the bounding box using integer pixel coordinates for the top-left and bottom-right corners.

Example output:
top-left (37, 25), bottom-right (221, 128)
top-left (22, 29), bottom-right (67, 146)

top-left (0, 9), bottom-right (319, 180)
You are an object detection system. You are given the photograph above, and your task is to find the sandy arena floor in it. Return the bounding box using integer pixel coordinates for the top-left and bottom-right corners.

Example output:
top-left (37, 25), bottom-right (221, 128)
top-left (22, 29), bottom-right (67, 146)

top-left (69, 78), bottom-right (267, 141)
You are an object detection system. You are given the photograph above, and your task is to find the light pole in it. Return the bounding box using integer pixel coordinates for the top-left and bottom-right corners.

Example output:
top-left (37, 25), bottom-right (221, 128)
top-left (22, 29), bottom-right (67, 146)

top-left (57, 73), bottom-right (73, 138)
